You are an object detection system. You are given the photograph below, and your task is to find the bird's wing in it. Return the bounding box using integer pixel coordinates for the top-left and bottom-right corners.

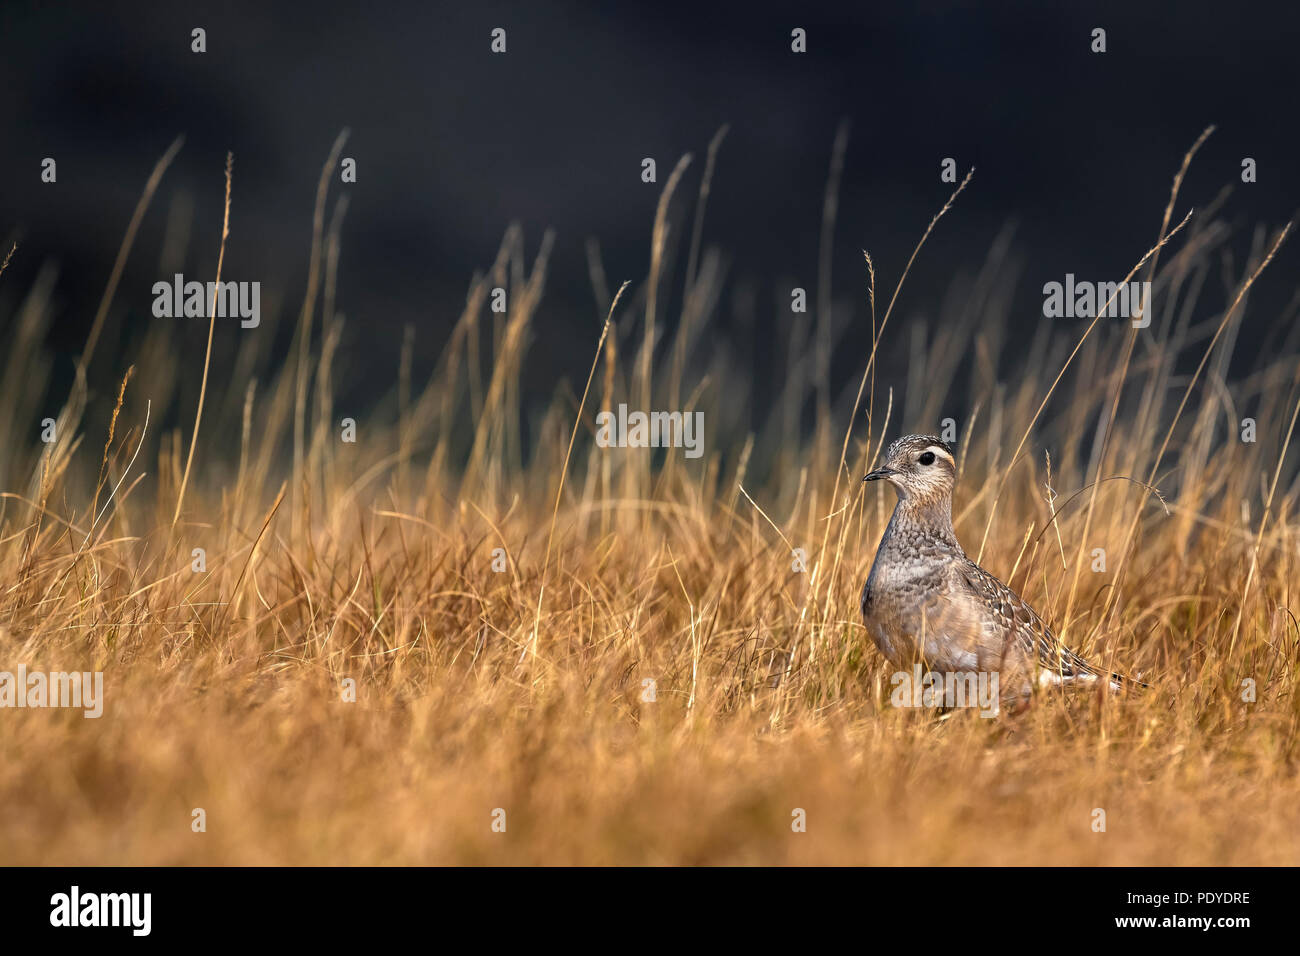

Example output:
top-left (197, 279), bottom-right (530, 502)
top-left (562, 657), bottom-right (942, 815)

top-left (951, 559), bottom-right (1100, 680)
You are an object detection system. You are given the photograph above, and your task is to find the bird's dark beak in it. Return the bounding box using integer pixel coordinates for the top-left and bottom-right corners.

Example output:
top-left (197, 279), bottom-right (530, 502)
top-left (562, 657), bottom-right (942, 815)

top-left (864, 467), bottom-right (895, 482)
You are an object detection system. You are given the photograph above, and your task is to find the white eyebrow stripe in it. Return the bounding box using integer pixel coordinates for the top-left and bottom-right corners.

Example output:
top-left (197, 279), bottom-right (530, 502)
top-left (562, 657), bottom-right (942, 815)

top-left (924, 445), bottom-right (955, 464)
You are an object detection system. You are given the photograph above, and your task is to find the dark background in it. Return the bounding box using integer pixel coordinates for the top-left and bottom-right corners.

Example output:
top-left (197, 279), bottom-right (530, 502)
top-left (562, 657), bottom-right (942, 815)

top-left (0, 0), bottom-right (1295, 431)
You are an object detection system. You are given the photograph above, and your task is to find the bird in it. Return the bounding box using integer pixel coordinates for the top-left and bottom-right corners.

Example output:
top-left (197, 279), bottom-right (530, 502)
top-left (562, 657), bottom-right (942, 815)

top-left (860, 434), bottom-right (1143, 709)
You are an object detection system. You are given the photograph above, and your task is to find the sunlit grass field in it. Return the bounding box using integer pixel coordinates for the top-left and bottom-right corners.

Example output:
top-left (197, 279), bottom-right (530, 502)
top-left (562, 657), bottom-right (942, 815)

top-left (1, 129), bottom-right (1297, 865)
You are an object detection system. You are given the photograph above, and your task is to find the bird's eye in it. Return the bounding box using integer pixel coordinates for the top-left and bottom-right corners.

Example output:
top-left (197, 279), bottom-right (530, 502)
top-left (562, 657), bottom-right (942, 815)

top-left (918, 451), bottom-right (936, 466)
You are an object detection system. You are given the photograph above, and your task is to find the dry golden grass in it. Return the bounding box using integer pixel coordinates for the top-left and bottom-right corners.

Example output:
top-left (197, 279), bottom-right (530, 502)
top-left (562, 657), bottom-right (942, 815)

top-left (1, 130), bottom-right (1298, 865)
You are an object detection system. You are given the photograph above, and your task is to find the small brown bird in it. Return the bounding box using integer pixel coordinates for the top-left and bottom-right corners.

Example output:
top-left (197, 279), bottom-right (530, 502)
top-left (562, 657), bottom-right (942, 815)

top-left (861, 434), bottom-right (1143, 709)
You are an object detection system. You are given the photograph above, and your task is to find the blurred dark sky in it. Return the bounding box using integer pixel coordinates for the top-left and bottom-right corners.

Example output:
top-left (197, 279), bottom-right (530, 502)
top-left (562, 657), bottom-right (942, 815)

top-left (0, 0), bottom-right (1296, 423)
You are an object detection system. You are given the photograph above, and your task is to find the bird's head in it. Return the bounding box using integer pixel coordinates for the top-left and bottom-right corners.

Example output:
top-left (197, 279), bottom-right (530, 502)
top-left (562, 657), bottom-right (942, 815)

top-left (864, 434), bottom-right (957, 502)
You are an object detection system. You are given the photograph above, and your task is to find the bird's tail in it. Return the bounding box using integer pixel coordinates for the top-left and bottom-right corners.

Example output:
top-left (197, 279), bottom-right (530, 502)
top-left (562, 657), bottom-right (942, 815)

top-left (1069, 644), bottom-right (1148, 691)
top-left (1041, 644), bottom-right (1147, 692)
top-left (1106, 670), bottom-right (1148, 691)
